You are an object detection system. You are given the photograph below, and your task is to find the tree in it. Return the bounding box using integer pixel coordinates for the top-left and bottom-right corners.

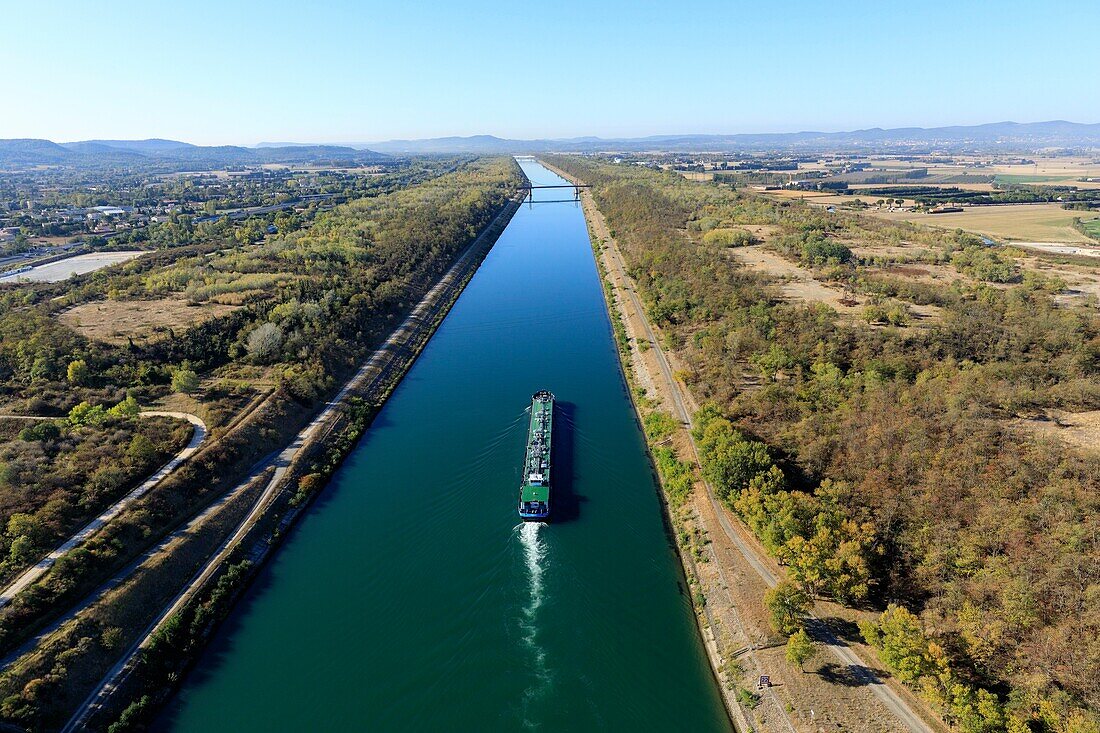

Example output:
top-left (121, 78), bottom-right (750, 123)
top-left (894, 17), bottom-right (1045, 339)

top-left (30, 355), bottom-right (54, 381)
top-left (786, 628), bottom-right (817, 672)
top-left (7, 513), bottom-right (42, 544)
top-left (107, 395), bottom-right (140, 418)
top-left (8, 535), bottom-right (37, 565)
top-left (66, 358), bottom-right (90, 386)
top-left (6, 513), bottom-right (43, 564)
top-left (246, 322), bottom-right (284, 364)
top-left (274, 212), bottom-right (300, 233)
top-left (68, 401), bottom-right (107, 426)
top-left (764, 580), bottom-right (810, 635)
top-left (694, 415), bottom-right (777, 502)
top-left (172, 366), bottom-right (200, 394)
top-left (862, 605), bottom-right (940, 685)
top-left (127, 434), bottom-right (156, 466)
top-left (235, 219), bottom-right (267, 244)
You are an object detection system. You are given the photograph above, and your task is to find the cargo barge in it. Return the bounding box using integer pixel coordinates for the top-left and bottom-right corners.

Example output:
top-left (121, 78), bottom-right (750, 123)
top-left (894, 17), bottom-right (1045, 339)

top-left (518, 390), bottom-right (554, 521)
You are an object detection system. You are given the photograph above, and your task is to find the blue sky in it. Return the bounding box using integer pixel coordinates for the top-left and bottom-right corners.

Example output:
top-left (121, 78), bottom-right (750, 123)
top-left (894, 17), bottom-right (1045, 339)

top-left (3, 0), bottom-right (1096, 144)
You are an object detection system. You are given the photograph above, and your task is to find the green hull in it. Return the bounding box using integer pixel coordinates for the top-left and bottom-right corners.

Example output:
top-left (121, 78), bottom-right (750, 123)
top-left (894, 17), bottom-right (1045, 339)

top-left (518, 390), bottom-right (553, 520)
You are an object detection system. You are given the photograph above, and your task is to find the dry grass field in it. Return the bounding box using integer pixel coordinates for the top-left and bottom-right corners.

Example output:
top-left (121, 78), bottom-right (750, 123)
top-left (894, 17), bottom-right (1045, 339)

top-left (875, 203), bottom-right (1099, 243)
top-left (59, 297), bottom-right (238, 345)
top-left (729, 244), bottom-right (945, 325)
top-left (1017, 410), bottom-right (1100, 452)
top-left (858, 154), bottom-right (1100, 181)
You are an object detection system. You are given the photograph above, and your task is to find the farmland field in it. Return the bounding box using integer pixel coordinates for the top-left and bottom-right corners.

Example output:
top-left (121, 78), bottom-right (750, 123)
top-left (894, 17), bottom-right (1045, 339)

top-left (993, 173), bottom-right (1078, 184)
top-left (1082, 217), bottom-right (1100, 239)
top-left (875, 203), bottom-right (1096, 242)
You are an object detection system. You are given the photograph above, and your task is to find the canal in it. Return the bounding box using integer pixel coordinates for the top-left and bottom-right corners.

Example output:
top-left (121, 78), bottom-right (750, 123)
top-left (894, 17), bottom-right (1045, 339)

top-left (154, 161), bottom-right (731, 732)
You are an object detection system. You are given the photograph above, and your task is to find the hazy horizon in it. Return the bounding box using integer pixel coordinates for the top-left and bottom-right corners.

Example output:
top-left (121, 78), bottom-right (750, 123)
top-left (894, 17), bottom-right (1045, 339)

top-left (4, 118), bottom-right (1097, 151)
top-left (4, 0), bottom-right (1098, 145)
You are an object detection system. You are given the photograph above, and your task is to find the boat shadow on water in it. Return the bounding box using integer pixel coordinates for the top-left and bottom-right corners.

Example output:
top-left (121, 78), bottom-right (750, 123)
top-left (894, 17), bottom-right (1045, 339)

top-left (550, 401), bottom-right (584, 524)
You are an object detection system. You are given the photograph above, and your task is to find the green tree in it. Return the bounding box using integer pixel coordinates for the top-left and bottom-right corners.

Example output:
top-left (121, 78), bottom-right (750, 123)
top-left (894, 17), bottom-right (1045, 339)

top-left (7, 513), bottom-right (42, 544)
top-left (29, 355), bottom-right (54, 381)
top-left (694, 414), bottom-right (776, 502)
top-left (764, 580), bottom-right (810, 635)
top-left (6, 513), bottom-right (44, 564)
top-left (862, 604), bottom-right (940, 685)
top-left (66, 358), bottom-right (90, 385)
top-left (274, 212), bottom-right (300, 233)
top-left (786, 628), bottom-right (817, 672)
top-left (235, 219), bottom-right (267, 244)
top-left (127, 434), bottom-right (156, 466)
top-left (7, 536), bottom-right (36, 565)
top-left (172, 366), bottom-right (200, 394)
top-left (68, 401), bottom-right (107, 426)
top-left (107, 395), bottom-right (140, 418)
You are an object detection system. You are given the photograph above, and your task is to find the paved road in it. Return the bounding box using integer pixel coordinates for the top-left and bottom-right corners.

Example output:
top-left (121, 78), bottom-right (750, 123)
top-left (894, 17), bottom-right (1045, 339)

top-left (590, 189), bottom-right (935, 733)
top-left (0, 411), bottom-right (206, 609)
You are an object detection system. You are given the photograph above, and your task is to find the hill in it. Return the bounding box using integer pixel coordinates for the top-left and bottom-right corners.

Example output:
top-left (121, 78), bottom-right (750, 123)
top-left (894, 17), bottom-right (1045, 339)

top-left (0, 139), bottom-right (74, 166)
top-left (0, 139), bottom-right (388, 170)
top-left (63, 138), bottom-right (197, 154)
top-left (361, 120), bottom-right (1100, 154)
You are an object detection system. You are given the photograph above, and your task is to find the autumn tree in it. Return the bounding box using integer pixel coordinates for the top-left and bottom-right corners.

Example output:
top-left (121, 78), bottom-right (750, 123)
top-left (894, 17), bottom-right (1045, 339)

top-left (66, 359), bottom-right (90, 386)
top-left (786, 628), bottom-right (817, 672)
top-left (765, 580), bottom-right (810, 635)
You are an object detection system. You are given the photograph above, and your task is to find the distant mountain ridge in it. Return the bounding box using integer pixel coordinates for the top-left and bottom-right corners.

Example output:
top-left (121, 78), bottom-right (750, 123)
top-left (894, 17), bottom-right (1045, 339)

top-left (355, 121), bottom-right (1100, 154)
top-left (65, 138), bottom-right (197, 154)
top-left (0, 138), bottom-right (388, 170)
top-left (3, 122), bottom-right (1099, 168)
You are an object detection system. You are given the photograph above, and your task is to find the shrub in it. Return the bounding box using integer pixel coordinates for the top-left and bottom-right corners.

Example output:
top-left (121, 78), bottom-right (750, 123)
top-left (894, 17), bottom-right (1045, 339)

top-left (642, 410), bottom-right (679, 441)
top-left (702, 227), bottom-right (755, 247)
top-left (735, 687), bottom-right (761, 709)
top-left (801, 237), bottom-right (852, 265)
top-left (951, 244), bottom-right (1019, 283)
top-left (18, 421), bottom-right (61, 442)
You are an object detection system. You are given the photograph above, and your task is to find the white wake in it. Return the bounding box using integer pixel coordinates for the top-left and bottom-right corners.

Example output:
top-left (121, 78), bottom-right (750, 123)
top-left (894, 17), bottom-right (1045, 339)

top-left (517, 521), bottom-right (551, 727)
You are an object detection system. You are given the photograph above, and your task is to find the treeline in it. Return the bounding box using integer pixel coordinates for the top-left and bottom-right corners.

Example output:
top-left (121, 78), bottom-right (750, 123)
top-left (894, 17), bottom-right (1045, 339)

top-left (1073, 217), bottom-right (1100, 243)
top-left (0, 158), bottom-right (524, 728)
top-left (1, 157), bottom-right (521, 402)
top-left (544, 155), bottom-right (1099, 733)
top-left (0, 158), bottom-right (515, 595)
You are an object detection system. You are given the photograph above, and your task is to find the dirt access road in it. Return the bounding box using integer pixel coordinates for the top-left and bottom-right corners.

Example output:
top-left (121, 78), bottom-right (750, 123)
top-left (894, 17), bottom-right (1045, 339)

top-left (552, 163), bottom-right (944, 733)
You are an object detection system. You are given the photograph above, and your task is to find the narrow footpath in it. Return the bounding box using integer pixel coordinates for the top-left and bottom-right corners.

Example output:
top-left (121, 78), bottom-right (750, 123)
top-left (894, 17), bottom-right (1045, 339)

top-left (0, 411), bottom-right (207, 608)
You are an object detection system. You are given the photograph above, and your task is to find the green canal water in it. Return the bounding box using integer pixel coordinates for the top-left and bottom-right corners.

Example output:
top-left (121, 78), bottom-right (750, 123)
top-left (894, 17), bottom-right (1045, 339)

top-left (154, 161), bottom-right (731, 732)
